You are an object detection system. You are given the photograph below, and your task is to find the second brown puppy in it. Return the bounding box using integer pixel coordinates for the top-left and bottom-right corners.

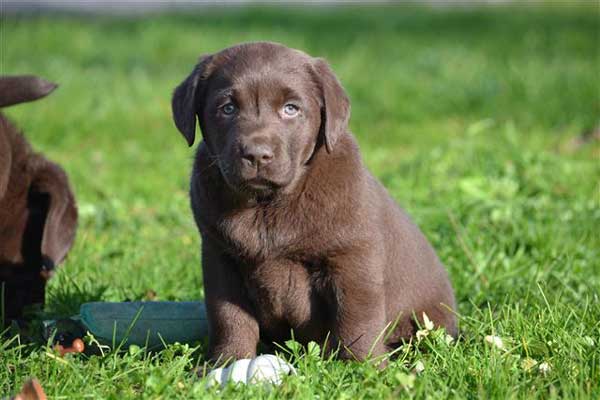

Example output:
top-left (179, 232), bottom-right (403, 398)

top-left (172, 42), bottom-right (456, 364)
top-left (0, 75), bottom-right (77, 322)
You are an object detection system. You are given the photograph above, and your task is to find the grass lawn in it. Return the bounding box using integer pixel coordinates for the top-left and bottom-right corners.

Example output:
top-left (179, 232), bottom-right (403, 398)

top-left (1, 4), bottom-right (599, 399)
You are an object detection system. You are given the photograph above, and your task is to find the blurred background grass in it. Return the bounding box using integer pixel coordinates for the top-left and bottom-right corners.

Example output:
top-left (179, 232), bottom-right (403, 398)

top-left (1, 4), bottom-right (599, 397)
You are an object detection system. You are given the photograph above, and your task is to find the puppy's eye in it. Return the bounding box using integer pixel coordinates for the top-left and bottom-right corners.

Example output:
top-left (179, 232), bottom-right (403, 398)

top-left (283, 103), bottom-right (299, 117)
top-left (221, 103), bottom-right (236, 115)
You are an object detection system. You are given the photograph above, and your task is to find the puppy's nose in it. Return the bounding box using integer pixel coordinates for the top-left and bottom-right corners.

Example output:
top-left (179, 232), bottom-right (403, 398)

top-left (241, 144), bottom-right (274, 167)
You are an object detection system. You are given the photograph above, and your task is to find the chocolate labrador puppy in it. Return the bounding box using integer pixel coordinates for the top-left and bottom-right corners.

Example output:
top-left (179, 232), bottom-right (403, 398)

top-left (0, 75), bottom-right (77, 322)
top-left (172, 42), bottom-right (456, 364)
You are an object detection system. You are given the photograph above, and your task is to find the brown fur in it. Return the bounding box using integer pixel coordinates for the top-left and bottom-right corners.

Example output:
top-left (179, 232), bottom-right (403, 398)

top-left (0, 76), bottom-right (77, 322)
top-left (172, 42), bottom-right (456, 364)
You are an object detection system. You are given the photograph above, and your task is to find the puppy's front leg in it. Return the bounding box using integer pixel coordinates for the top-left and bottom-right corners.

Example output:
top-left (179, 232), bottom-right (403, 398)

top-left (202, 240), bottom-right (259, 363)
top-left (329, 253), bottom-right (388, 364)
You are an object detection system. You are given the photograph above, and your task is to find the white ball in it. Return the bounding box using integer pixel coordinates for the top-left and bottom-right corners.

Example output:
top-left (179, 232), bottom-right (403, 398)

top-left (247, 354), bottom-right (296, 385)
top-left (205, 367), bottom-right (225, 387)
top-left (205, 354), bottom-right (296, 388)
top-left (226, 358), bottom-right (252, 384)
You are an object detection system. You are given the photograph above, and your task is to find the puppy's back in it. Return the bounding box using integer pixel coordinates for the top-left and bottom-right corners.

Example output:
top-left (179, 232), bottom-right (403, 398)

top-left (0, 75), bottom-right (57, 108)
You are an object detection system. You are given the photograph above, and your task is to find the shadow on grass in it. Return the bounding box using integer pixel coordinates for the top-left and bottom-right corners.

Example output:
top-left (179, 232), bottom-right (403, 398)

top-left (45, 275), bottom-right (108, 317)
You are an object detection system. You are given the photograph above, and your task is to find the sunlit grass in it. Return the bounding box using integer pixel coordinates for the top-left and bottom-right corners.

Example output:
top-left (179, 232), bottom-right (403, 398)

top-left (1, 5), bottom-right (598, 399)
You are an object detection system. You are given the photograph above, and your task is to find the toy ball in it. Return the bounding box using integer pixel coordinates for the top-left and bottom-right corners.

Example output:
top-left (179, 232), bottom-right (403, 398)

top-left (206, 354), bottom-right (296, 388)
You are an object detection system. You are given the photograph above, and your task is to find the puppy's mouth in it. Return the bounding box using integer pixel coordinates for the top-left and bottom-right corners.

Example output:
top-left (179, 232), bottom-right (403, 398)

top-left (240, 177), bottom-right (280, 194)
top-left (217, 159), bottom-right (288, 198)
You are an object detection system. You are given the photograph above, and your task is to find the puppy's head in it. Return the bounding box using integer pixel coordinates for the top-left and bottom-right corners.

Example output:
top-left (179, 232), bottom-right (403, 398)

top-left (172, 42), bottom-right (350, 197)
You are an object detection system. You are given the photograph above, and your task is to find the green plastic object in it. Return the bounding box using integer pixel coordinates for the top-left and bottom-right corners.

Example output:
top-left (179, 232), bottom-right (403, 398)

top-left (80, 301), bottom-right (209, 348)
top-left (44, 301), bottom-right (209, 349)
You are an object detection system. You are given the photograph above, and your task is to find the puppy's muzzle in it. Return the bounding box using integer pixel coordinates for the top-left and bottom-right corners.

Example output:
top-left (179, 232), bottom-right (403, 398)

top-left (240, 142), bottom-right (274, 169)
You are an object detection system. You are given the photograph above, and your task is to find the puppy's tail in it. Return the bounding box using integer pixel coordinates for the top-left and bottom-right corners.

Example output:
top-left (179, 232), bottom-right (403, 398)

top-left (0, 75), bottom-right (58, 108)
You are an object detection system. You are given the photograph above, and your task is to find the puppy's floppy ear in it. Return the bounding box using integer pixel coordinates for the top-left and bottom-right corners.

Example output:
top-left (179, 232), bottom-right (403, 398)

top-left (312, 58), bottom-right (351, 153)
top-left (172, 55), bottom-right (214, 147)
top-left (0, 75), bottom-right (58, 108)
top-left (30, 160), bottom-right (77, 268)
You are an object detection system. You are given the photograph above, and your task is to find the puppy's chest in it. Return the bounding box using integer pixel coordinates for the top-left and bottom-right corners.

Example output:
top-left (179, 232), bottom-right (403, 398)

top-left (240, 258), bottom-right (331, 342)
top-left (218, 206), bottom-right (306, 261)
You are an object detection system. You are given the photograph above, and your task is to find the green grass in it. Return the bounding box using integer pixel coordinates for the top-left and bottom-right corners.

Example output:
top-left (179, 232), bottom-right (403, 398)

top-left (1, 5), bottom-right (599, 399)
